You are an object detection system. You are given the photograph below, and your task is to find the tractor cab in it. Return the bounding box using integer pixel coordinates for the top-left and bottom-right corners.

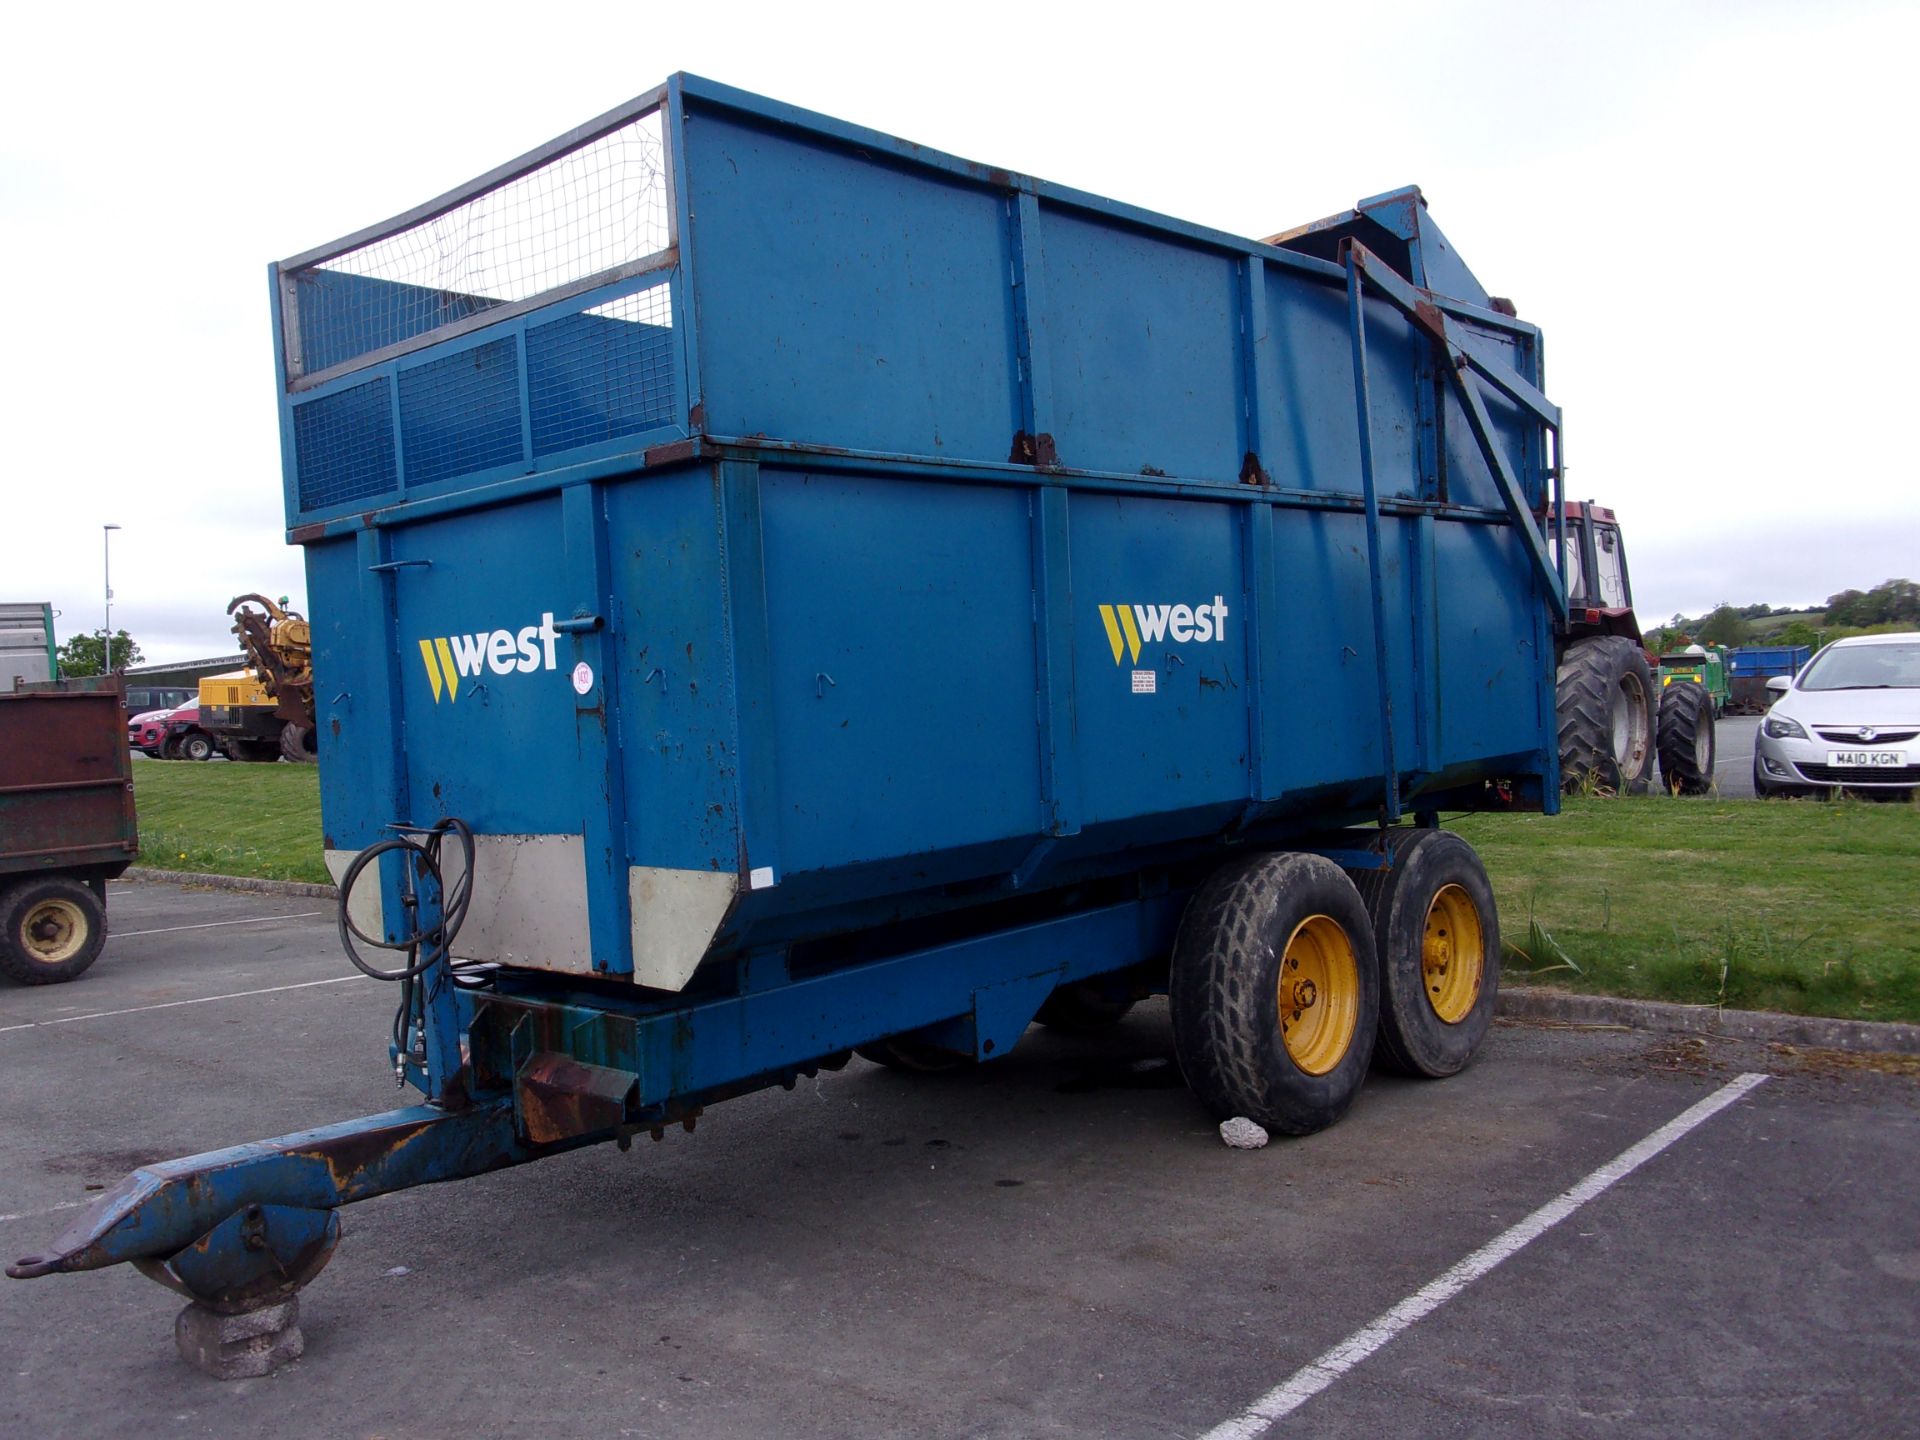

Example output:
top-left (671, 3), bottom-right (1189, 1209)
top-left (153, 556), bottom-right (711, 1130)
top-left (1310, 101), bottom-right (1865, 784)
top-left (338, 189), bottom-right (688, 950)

top-left (1557, 501), bottom-right (1640, 643)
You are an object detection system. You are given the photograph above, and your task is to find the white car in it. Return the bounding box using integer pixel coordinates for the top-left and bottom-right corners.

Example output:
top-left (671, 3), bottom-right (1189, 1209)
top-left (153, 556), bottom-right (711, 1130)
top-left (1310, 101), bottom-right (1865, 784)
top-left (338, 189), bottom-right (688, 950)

top-left (1753, 632), bottom-right (1920, 798)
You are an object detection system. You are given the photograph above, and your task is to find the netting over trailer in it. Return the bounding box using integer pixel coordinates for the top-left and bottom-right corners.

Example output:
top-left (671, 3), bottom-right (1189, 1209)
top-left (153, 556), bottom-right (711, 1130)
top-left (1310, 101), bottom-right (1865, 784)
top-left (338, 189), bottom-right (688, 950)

top-left (285, 109), bottom-right (670, 381)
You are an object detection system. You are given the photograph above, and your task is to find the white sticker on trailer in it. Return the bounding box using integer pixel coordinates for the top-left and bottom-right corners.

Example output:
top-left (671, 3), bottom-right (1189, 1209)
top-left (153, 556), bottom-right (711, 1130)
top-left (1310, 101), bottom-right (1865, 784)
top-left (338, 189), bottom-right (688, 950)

top-left (1131, 670), bottom-right (1157, 694)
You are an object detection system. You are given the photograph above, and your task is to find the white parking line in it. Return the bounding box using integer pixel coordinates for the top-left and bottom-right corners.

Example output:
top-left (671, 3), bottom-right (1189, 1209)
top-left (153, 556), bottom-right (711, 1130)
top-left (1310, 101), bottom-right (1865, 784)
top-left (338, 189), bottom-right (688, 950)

top-left (0, 1199), bottom-right (88, 1226)
top-left (1201, 1072), bottom-right (1770, 1438)
top-left (111, 911), bottom-right (329, 939)
top-left (0, 976), bottom-right (356, 1035)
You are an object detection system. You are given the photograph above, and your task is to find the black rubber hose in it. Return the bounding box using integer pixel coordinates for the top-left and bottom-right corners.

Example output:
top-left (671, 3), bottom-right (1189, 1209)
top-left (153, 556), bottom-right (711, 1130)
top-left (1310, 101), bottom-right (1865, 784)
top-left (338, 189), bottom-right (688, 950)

top-left (336, 818), bottom-right (476, 982)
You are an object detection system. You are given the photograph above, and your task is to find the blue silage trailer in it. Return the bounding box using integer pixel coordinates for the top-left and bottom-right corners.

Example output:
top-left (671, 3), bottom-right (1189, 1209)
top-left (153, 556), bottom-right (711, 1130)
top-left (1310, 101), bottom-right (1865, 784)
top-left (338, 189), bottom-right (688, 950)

top-left (10, 76), bottom-right (1568, 1372)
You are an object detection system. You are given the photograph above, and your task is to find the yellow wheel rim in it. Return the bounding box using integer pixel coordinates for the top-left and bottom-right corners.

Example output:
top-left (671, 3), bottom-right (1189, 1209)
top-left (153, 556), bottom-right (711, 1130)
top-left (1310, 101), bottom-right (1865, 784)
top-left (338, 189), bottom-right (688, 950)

top-left (1277, 914), bottom-right (1360, 1076)
top-left (1422, 884), bottom-right (1484, 1024)
top-left (21, 898), bottom-right (86, 965)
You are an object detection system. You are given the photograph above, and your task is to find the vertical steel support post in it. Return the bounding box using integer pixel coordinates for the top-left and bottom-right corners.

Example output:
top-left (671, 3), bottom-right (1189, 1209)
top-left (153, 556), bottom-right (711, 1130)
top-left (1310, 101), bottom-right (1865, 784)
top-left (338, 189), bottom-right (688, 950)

top-left (717, 459), bottom-right (782, 890)
top-left (1344, 254), bottom-right (1402, 823)
top-left (562, 482), bottom-right (633, 974)
top-left (1029, 484), bottom-right (1081, 839)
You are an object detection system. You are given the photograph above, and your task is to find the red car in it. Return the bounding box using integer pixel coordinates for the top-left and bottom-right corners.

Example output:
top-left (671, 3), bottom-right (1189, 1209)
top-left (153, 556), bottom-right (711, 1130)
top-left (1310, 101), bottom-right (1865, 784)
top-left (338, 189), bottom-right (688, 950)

top-left (128, 707), bottom-right (178, 755)
top-left (158, 704), bottom-right (219, 761)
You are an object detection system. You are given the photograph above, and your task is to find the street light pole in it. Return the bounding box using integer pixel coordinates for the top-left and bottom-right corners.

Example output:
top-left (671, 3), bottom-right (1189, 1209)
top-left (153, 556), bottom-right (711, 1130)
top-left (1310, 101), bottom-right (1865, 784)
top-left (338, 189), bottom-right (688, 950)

top-left (103, 524), bottom-right (121, 675)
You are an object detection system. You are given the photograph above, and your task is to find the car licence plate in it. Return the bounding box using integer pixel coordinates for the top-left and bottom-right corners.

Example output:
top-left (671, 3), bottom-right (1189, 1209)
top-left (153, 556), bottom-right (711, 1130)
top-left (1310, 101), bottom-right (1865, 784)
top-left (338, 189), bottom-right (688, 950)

top-left (1827, 749), bottom-right (1907, 768)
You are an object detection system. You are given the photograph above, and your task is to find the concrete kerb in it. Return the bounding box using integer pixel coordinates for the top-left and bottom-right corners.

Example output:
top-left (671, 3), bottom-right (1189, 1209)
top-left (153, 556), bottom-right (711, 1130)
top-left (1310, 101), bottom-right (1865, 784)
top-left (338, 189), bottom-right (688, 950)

top-left (121, 867), bottom-right (339, 901)
top-left (1499, 984), bottom-right (1920, 1057)
top-left (115, 871), bottom-right (1920, 1058)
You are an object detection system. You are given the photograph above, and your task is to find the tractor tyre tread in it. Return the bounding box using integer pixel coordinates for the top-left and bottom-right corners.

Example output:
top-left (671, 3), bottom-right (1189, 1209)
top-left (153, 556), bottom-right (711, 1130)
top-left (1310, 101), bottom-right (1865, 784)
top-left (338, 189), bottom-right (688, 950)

top-left (1657, 680), bottom-right (1717, 796)
top-left (1556, 635), bottom-right (1654, 795)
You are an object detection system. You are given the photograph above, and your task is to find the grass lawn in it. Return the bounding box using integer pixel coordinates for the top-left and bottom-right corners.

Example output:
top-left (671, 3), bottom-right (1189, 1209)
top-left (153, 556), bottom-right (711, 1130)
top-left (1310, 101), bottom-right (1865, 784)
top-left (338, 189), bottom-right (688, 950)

top-left (127, 760), bottom-right (1920, 1024)
top-left (1454, 796), bottom-right (1920, 1025)
top-left (133, 760), bottom-right (330, 885)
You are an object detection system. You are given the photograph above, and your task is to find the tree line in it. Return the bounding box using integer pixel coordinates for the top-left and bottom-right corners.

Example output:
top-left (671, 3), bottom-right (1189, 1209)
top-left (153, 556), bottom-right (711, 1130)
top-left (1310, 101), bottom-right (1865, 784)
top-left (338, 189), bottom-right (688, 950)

top-left (1648, 578), bottom-right (1917, 654)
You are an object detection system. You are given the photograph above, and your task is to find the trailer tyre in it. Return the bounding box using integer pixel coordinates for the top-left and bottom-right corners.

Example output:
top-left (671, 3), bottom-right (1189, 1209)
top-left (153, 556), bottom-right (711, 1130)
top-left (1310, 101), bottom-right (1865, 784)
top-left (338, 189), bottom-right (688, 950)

top-left (1349, 829), bottom-right (1500, 1079)
top-left (1556, 636), bottom-right (1654, 795)
top-left (1656, 680), bottom-right (1716, 796)
top-left (0, 877), bottom-right (107, 985)
top-left (179, 731), bottom-right (216, 763)
top-left (1170, 853), bottom-right (1377, 1136)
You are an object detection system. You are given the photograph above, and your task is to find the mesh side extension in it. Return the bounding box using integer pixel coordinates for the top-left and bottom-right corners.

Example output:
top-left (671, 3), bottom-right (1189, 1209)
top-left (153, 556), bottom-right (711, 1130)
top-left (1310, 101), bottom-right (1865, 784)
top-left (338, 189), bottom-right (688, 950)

top-left (398, 338), bottom-right (524, 485)
top-left (290, 109), bottom-right (669, 379)
top-left (294, 378), bottom-right (396, 511)
top-left (527, 285), bottom-right (676, 457)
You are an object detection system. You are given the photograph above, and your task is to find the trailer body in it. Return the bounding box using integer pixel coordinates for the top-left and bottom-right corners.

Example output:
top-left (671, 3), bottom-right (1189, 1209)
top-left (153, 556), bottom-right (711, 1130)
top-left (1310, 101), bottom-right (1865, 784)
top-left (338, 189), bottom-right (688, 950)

top-left (1728, 644), bottom-right (1812, 713)
top-left (0, 675), bottom-right (135, 984)
top-left (0, 602), bottom-right (58, 690)
top-left (276, 76), bottom-right (1560, 1003)
top-left (10, 78), bottom-right (1569, 1345)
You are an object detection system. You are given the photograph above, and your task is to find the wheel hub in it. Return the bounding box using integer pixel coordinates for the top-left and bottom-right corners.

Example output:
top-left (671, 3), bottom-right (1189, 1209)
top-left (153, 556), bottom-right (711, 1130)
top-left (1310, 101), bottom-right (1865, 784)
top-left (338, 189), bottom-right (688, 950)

top-left (1421, 884), bottom-right (1484, 1024)
top-left (1277, 915), bottom-right (1359, 1076)
top-left (23, 899), bottom-right (85, 964)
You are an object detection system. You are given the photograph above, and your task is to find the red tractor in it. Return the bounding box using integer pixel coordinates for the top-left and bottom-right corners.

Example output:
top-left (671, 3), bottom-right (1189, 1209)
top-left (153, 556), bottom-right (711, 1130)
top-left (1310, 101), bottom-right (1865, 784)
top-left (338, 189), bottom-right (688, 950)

top-left (1553, 502), bottom-right (1715, 796)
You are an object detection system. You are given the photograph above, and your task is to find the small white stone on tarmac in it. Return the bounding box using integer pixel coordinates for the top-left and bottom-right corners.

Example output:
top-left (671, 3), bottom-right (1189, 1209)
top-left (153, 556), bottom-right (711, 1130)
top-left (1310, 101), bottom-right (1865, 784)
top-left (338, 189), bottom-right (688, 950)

top-left (1220, 1117), bottom-right (1269, 1149)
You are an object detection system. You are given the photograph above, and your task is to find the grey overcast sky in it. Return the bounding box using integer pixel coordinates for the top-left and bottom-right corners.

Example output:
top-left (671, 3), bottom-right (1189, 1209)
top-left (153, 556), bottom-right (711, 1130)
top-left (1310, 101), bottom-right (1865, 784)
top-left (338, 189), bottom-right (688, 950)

top-left (3, 0), bottom-right (1915, 663)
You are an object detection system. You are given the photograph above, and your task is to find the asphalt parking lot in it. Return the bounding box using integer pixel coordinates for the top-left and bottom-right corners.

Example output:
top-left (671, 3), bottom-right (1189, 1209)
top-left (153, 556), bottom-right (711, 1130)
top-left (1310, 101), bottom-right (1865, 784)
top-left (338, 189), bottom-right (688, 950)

top-left (1712, 714), bottom-right (1760, 798)
top-left (4, 881), bottom-right (1916, 1439)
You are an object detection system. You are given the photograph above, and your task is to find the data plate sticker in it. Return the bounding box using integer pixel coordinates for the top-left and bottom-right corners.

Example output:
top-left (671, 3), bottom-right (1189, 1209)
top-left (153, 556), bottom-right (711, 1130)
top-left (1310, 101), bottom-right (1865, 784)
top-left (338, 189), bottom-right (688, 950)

top-left (1131, 670), bottom-right (1157, 694)
top-left (1826, 748), bottom-right (1905, 768)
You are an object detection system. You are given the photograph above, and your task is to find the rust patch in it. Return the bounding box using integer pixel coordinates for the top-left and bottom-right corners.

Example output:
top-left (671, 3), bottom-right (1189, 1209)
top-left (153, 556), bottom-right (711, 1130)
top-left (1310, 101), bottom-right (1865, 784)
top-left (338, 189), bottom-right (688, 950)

top-left (1009, 431), bottom-right (1061, 469)
top-left (289, 523), bottom-right (326, 545)
top-left (645, 439), bottom-right (698, 468)
top-left (688, 402), bottom-right (706, 430)
top-left (517, 1053), bottom-right (634, 1146)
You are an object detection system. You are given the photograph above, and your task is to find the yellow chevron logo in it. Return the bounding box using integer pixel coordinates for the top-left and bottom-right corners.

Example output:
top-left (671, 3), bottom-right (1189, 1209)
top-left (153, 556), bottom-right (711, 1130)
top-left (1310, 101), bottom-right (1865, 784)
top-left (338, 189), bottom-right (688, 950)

top-left (418, 638), bottom-right (461, 703)
top-left (1098, 597), bottom-right (1232, 665)
top-left (413, 613), bottom-right (560, 704)
top-left (1098, 605), bottom-right (1143, 665)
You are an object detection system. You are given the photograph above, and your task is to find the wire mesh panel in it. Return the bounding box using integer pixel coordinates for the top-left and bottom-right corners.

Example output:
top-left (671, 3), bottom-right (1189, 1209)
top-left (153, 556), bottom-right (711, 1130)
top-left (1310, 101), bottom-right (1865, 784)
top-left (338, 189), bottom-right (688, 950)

top-left (526, 284), bottom-right (676, 457)
top-left (398, 337), bottom-right (524, 485)
top-left (288, 108), bottom-right (670, 381)
top-left (294, 378), bottom-right (397, 511)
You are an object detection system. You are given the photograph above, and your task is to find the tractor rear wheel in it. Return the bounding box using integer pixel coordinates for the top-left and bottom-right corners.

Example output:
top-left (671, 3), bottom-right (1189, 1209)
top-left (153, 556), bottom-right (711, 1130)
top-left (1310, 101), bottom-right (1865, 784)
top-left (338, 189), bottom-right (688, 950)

top-left (1349, 829), bottom-right (1500, 1078)
top-left (1556, 636), bottom-right (1654, 795)
top-left (1170, 852), bottom-right (1377, 1136)
top-left (280, 722), bottom-right (318, 763)
top-left (0, 877), bottom-right (107, 985)
top-left (1657, 680), bottom-right (1717, 796)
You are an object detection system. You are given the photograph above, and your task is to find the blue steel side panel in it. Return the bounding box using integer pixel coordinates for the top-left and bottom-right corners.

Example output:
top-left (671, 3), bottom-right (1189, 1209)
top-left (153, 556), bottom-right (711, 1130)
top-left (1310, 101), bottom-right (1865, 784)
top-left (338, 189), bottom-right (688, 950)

top-left (1266, 508), bottom-right (1390, 792)
top-left (1034, 208), bottom-right (1244, 481)
top-left (606, 469), bottom-right (740, 874)
top-left (1433, 521), bottom-right (1551, 762)
top-left (1070, 495), bottom-right (1248, 826)
top-left (381, 498), bottom-right (594, 836)
top-left (757, 470), bottom-right (1042, 874)
top-left (1440, 322), bottom-right (1533, 512)
top-left (305, 536), bottom-right (399, 856)
top-left (679, 112), bottom-right (1019, 464)
top-left (1259, 273), bottom-right (1421, 498)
